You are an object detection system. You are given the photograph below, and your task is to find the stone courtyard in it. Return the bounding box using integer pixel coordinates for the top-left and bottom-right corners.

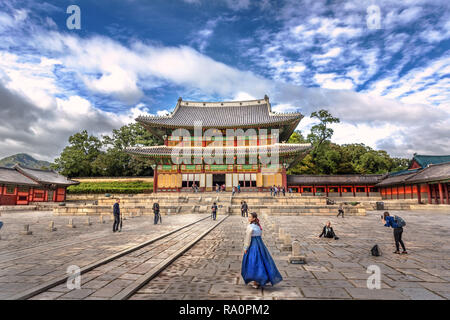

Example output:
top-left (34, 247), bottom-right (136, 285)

top-left (0, 208), bottom-right (449, 300)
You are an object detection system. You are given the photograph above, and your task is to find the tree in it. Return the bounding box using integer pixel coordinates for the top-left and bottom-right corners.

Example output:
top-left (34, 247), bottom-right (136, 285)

top-left (92, 123), bottom-right (158, 176)
top-left (286, 110), bottom-right (409, 175)
top-left (52, 130), bottom-right (102, 177)
top-left (287, 130), bottom-right (307, 144)
top-left (307, 110), bottom-right (340, 148)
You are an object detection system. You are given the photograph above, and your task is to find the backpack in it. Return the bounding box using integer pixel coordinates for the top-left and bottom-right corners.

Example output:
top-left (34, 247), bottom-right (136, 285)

top-left (394, 215), bottom-right (406, 227)
top-left (371, 244), bottom-right (381, 256)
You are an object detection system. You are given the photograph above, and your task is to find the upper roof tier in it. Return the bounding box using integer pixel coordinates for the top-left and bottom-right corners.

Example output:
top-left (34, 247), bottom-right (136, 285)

top-left (136, 96), bottom-right (303, 142)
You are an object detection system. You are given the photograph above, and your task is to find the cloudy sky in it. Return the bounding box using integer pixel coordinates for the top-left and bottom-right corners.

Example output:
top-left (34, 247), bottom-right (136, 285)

top-left (0, 0), bottom-right (449, 162)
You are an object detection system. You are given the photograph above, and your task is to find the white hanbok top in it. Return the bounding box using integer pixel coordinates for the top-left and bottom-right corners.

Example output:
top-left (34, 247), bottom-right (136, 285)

top-left (244, 223), bottom-right (262, 251)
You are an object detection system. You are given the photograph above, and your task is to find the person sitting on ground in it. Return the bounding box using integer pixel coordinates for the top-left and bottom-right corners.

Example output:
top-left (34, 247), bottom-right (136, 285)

top-left (318, 221), bottom-right (339, 240)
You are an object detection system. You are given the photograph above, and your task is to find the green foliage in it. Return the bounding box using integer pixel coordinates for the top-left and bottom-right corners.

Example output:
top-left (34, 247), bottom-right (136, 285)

top-left (52, 124), bottom-right (159, 178)
top-left (67, 180), bottom-right (153, 194)
top-left (287, 130), bottom-right (307, 144)
top-left (52, 130), bottom-right (102, 177)
top-left (288, 110), bottom-right (409, 175)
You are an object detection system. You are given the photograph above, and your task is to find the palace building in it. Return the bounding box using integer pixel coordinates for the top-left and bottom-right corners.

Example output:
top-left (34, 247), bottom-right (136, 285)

top-left (125, 96), bottom-right (450, 205)
top-left (126, 96), bottom-right (312, 192)
top-left (0, 164), bottom-right (79, 205)
top-left (376, 154), bottom-right (450, 205)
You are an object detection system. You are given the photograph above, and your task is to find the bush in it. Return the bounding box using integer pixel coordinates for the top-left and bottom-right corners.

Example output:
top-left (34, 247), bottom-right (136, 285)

top-left (67, 180), bottom-right (153, 194)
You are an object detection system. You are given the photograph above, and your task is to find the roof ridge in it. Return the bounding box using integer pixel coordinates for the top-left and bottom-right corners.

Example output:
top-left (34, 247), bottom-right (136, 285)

top-left (14, 164), bottom-right (54, 173)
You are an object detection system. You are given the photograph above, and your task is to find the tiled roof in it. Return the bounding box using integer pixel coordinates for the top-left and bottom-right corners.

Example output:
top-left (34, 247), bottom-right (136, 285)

top-left (288, 174), bottom-right (385, 185)
top-left (376, 161), bottom-right (450, 186)
top-left (126, 143), bottom-right (311, 157)
top-left (14, 165), bottom-right (79, 186)
top-left (405, 162), bottom-right (450, 184)
top-left (375, 171), bottom-right (418, 186)
top-left (137, 98), bottom-right (303, 129)
top-left (412, 154), bottom-right (450, 168)
top-left (0, 167), bottom-right (39, 186)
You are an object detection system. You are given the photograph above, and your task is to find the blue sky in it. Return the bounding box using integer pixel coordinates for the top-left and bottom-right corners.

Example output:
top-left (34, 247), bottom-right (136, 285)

top-left (0, 0), bottom-right (449, 161)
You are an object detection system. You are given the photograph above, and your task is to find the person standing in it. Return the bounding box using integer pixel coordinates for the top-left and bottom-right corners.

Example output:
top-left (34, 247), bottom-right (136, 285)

top-left (211, 202), bottom-right (218, 220)
top-left (216, 183), bottom-right (220, 193)
top-left (152, 202), bottom-right (160, 224)
top-left (241, 212), bottom-right (283, 289)
top-left (382, 212), bottom-right (407, 254)
top-left (237, 183), bottom-right (241, 193)
top-left (113, 199), bottom-right (121, 233)
top-left (337, 203), bottom-right (344, 218)
top-left (232, 186), bottom-right (236, 196)
top-left (243, 201), bottom-right (248, 217)
top-left (282, 187), bottom-right (286, 196)
top-left (270, 186), bottom-right (273, 197)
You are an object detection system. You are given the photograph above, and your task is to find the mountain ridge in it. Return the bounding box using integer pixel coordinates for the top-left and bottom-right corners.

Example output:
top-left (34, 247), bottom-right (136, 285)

top-left (0, 153), bottom-right (52, 169)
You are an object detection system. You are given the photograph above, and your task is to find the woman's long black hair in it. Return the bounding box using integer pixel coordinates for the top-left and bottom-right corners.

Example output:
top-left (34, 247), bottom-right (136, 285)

top-left (249, 212), bottom-right (262, 230)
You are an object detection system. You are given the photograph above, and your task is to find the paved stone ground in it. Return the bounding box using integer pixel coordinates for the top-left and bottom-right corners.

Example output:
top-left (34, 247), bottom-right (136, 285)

top-left (0, 211), bottom-right (205, 299)
top-left (131, 210), bottom-right (450, 300)
top-left (31, 217), bottom-right (221, 300)
top-left (1, 209), bottom-right (449, 300)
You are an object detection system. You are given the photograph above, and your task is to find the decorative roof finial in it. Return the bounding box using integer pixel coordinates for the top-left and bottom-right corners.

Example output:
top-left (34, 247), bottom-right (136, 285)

top-left (264, 94), bottom-right (269, 101)
top-left (178, 97), bottom-right (182, 102)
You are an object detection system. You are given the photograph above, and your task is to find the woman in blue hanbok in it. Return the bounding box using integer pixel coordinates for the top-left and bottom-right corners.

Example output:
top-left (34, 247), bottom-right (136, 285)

top-left (241, 212), bottom-right (283, 289)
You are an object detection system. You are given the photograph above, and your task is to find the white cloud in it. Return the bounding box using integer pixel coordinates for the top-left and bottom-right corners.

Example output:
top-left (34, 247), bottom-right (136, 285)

top-left (314, 73), bottom-right (354, 90)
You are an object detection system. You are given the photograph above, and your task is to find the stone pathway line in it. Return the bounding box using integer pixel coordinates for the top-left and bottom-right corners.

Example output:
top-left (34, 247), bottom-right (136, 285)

top-left (26, 216), bottom-right (227, 300)
top-left (0, 214), bottom-right (205, 299)
top-left (7, 216), bottom-right (208, 300)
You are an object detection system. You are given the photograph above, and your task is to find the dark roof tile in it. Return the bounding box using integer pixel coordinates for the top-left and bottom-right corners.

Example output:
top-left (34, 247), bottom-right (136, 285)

top-left (0, 167), bottom-right (39, 186)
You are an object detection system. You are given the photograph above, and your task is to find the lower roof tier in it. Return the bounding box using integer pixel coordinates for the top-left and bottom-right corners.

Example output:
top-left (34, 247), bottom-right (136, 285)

top-left (126, 143), bottom-right (311, 167)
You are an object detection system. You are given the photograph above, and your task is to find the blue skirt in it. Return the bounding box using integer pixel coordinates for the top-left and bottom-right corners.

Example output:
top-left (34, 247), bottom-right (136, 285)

top-left (241, 236), bottom-right (283, 286)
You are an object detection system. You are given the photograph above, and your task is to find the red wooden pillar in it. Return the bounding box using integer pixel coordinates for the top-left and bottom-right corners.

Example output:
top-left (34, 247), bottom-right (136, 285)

top-left (153, 166), bottom-right (158, 193)
top-left (417, 184), bottom-right (421, 204)
top-left (352, 185), bottom-right (356, 197)
top-left (282, 167), bottom-right (287, 190)
top-left (366, 184), bottom-right (369, 197)
top-left (403, 184), bottom-right (406, 199)
top-left (312, 184), bottom-right (315, 196)
top-left (339, 186), bottom-right (342, 197)
top-left (438, 183), bottom-right (444, 204)
top-left (427, 184), bottom-right (432, 204)
top-left (326, 185), bottom-right (329, 197)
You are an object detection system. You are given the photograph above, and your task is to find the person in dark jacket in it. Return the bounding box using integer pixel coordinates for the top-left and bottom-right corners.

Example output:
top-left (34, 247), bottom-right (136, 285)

top-left (113, 199), bottom-right (121, 232)
top-left (337, 203), bottom-right (344, 218)
top-left (241, 201), bottom-right (248, 217)
top-left (152, 202), bottom-right (160, 224)
top-left (211, 202), bottom-right (218, 220)
top-left (318, 221), bottom-right (339, 240)
top-left (382, 212), bottom-right (407, 254)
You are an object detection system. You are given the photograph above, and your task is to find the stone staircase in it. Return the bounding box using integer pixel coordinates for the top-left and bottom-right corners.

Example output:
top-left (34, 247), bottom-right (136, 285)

top-left (56, 192), bottom-right (366, 216)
